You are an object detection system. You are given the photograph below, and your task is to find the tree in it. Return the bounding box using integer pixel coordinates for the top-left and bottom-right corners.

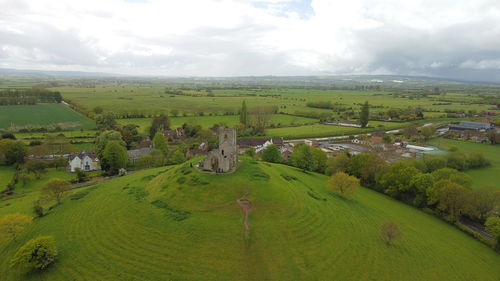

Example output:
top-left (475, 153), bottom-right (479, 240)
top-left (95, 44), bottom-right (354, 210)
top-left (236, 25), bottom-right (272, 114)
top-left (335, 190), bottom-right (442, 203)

top-left (171, 149), bottom-right (186, 164)
top-left (25, 159), bottom-right (48, 179)
top-left (464, 188), bottom-right (500, 221)
top-left (5, 141), bottom-right (27, 165)
top-left (152, 132), bottom-right (168, 154)
top-left (431, 168), bottom-right (472, 188)
top-left (0, 138), bottom-right (15, 164)
top-left (420, 126), bottom-right (434, 140)
top-left (240, 100), bottom-right (248, 127)
top-left (487, 130), bottom-right (500, 145)
top-left (149, 114), bottom-right (171, 139)
top-left (359, 153), bottom-right (386, 186)
top-left (40, 178), bottom-right (71, 205)
top-left (250, 106), bottom-right (273, 135)
top-left (96, 112), bottom-right (118, 131)
top-left (120, 124), bottom-right (142, 149)
top-left (261, 145), bottom-right (282, 163)
top-left (427, 180), bottom-right (471, 220)
top-left (380, 221), bottom-right (403, 245)
top-left (327, 172), bottom-right (360, 198)
top-left (289, 143), bottom-right (315, 171)
top-left (311, 147), bottom-right (327, 173)
top-left (359, 101), bottom-right (369, 128)
top-left (93, 106), bottom-right (103, 114)
top-left (244, 147), bottom-right (256, 158)
top-left (485, 217), bottom-right (500, 247)
top-left (446, 151), bottom-right (468, 171)
top-left (423, 156), bottom-right (447, 173)
top-left (102, 141), bottom-right (129, 175)
top-left (410, 173), bottom-right (435, 207)
top-left (95, 130), bottom-right (126, 159)
top-left (10, 236), bottom-right (57, 271)
top-left (75, 168), bottom-right (88, 183)
top-left (53, 156), bottom-right (68, 170)
top-left (325, 153), bottom-right (351, 176)
top-left (378, 162), bottom-right (421, 199)
top-left (467, 152), bottom-right (490, 169)
top-left (0, 214), bottom-right (32, 241)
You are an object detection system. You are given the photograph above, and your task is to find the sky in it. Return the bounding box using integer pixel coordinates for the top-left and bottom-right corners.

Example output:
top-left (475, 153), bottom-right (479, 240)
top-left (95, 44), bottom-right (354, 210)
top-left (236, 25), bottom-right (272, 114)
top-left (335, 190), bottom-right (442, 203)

top-left (1, 0), bottom-right (500, 81)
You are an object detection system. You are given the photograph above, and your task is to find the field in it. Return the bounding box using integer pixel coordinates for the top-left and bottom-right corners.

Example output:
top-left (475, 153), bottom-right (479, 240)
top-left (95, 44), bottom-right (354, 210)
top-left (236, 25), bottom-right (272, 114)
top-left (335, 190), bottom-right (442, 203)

top-left (57, 85), bottom-right (499, 117)
top-left (429, 138), bottom-right (500, 188)
top-left (117, 114), bottom-right (318, 133)
top-left (0, 158), bottom-right (498, 280)
top-left (266, 121), bottom-right (413, 139)
top-left (0, 104), bottom-right (95, 131)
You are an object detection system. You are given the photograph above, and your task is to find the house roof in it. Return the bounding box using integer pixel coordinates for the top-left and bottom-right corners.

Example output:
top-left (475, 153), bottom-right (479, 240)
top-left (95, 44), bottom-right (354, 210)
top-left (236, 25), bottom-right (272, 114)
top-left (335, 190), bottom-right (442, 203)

top-left (69, 150), bottom-right (97, 161)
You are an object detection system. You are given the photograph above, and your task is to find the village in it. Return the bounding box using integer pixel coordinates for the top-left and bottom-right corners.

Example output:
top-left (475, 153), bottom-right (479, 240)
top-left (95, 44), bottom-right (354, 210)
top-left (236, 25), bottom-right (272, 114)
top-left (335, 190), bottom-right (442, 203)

top-left (54, 118), bottom-right (498, 174)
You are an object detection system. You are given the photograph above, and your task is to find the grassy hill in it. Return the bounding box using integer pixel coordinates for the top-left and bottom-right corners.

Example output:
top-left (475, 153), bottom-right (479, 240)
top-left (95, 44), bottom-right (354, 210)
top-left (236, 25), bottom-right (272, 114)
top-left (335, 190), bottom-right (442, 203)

top-left (0, 158), bottom-right (499, 280)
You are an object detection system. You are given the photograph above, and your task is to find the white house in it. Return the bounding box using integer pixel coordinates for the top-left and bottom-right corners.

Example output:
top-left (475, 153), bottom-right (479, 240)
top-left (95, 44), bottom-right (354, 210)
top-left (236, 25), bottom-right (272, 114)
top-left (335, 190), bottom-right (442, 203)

top-left (68, 151), bottom-right (100, 172)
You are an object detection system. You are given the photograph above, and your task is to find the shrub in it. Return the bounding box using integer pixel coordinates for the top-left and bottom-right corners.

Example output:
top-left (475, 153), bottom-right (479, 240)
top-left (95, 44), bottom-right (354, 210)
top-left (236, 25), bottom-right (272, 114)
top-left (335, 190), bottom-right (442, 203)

top-left (10, 236), bottom-right (57, 271)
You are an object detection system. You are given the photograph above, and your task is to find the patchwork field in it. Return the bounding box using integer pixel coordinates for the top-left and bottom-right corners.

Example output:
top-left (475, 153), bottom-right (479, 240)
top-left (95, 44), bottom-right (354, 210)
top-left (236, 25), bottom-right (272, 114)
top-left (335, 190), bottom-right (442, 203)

top-left (0, 158), bottom-right (498, 280)
top-left (0, 104), bottom-right (95, 131)
top-left (429, 138), bottom-right (500, 188)
top-left (57, 86), bottom-right (499, 117)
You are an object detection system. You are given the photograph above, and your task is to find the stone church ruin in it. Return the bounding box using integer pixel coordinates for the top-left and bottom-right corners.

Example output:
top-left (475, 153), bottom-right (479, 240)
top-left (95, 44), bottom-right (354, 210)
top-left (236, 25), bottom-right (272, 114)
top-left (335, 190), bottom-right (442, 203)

top-left (200, 127), bottom-right (238, 173)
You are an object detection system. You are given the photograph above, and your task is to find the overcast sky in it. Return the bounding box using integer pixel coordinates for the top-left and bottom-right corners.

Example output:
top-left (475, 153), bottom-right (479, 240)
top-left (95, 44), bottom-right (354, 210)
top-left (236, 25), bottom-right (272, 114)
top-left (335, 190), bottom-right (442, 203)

top-left (1, 0), bottom-right (500, 81)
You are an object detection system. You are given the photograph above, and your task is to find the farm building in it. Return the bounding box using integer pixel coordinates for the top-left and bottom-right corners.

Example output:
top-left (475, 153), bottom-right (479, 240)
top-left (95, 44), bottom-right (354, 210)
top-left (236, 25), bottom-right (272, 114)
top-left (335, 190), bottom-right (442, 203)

top-left (68, 151), bottom-right (100, 172)
top-left (449, 121), bottom-right (492, 132)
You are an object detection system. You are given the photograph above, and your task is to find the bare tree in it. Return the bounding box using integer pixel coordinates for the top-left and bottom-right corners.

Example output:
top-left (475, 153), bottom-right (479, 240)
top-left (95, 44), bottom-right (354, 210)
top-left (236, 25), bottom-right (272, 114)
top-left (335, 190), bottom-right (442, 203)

top-left (380, 221), bottom-right (403, 245)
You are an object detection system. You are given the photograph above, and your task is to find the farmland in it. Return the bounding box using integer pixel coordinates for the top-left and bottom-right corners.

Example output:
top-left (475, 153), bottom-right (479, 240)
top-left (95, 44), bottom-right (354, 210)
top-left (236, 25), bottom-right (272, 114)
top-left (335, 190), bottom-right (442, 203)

top-left (0, 158), bottom-right (498, 281)
top-left (57, 85), bottom-right (498, 118)
top-left (117, 114), bottom-right (318, 133)
top-left (429, 138), bottom-right (500, 188)
top-left (0, 104), bottom-right (95, 131)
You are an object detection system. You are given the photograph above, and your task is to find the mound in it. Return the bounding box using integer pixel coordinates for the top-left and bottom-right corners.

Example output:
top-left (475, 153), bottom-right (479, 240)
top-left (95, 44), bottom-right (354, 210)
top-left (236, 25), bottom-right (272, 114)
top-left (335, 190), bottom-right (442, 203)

top-left (0, 158), bottom-right (499, 281)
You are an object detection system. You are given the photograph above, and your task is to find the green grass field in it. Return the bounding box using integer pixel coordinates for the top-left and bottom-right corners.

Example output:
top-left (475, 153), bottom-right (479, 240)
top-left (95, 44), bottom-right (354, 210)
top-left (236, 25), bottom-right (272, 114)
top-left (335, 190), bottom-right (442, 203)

top-left (117, 114), bottom-right (318, 133)
top-left (57, 86), bottom-right (499, 117)
top-left (1, 158), bottom-right (498, 280)
top-left (0, 104), bottom-right (95, 131)
top-left (266, 121), bottom-right (412, 139)
top-left (428, 138), bottom-right (500, 188)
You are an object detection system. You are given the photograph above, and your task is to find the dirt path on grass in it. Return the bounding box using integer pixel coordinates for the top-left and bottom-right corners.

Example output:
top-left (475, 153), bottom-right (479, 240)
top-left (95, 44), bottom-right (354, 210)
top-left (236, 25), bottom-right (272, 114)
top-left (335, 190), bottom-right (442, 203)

top-left (237, 193), bottom-right (252, 233)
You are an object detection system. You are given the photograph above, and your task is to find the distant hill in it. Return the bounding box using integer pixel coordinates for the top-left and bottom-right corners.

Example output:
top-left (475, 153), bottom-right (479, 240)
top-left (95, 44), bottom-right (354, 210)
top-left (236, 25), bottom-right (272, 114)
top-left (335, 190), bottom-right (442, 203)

top-left (1, 67), bottom-right (500, 85)
top-left (0, 158), bottom-right (498, 280)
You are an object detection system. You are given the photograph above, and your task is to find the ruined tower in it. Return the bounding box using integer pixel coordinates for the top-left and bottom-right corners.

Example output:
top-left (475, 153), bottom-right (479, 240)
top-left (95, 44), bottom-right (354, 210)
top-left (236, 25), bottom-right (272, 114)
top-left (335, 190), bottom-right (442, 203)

top-left (201, 127), bottom-right (237, 173)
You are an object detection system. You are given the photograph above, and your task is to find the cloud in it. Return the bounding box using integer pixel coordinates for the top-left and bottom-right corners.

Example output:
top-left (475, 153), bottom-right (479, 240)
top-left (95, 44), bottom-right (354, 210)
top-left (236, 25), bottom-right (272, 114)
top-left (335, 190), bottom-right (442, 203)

top-left (0, 0), bottom-right (500, 81)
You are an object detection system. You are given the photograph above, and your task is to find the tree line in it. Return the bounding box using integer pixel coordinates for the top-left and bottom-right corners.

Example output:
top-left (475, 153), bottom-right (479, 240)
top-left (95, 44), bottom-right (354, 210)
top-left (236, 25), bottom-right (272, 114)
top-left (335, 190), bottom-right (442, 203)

top-left (0, 88), bottom-right (62, 105)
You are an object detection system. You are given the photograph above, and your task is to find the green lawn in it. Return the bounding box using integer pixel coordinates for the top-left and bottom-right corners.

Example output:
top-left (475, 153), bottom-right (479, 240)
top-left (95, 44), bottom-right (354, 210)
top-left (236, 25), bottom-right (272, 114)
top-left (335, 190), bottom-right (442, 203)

top-left (428, 138), bottom-right (500, 188)
top-left (0, 159), bottom-right (498, 280)
top-left (0, 104), bottom-right (95, 131)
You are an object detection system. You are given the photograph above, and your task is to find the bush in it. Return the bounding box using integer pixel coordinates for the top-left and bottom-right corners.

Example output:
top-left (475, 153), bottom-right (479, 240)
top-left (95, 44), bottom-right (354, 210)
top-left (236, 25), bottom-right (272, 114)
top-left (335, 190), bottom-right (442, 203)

top-left (33, 201), bottom-right (44, 217)
top-left (10, 236), bottom-right (57, 271)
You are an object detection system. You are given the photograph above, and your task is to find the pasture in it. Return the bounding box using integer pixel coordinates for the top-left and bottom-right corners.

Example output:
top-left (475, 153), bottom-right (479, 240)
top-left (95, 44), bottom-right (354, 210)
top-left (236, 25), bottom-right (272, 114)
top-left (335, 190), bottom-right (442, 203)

top-left (0, 104), bottom-right (95, 131)
top-left (117, 114), bottom-right (318, 133)
top-left (56, 85), bottom-right (498, 118)
top-left (429, 138), bottom-right (500, 188)
top-left (0, 158), bottom-right (498, 280)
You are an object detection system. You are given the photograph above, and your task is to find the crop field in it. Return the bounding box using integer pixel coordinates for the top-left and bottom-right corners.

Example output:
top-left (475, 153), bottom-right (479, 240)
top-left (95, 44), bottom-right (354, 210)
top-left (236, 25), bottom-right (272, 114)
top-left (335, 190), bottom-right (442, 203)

top-left (0, 158), bottom-right (498, 281)
top-left (0, 104), bottom-right (95, 131)
top-left (56, 85), bottom-right (499, 117)
top-left (117, 114), bottom-right (318, 133)
top-left (428, 138), bottom-right (500, 188)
